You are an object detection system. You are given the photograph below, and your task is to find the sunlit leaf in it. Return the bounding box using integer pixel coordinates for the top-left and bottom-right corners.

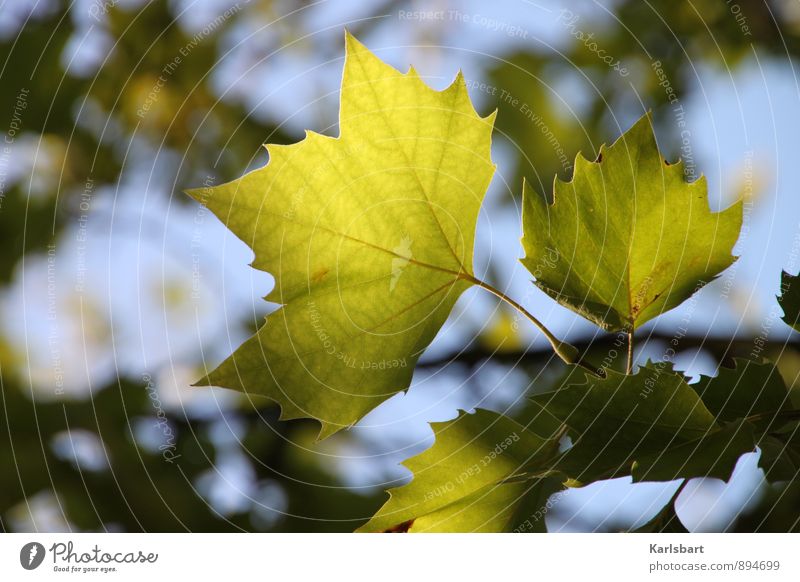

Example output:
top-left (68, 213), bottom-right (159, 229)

top-left (357, 409), bottom-right (562, 532)
top-left (188, 33), bottom-right (495, 437)
top-left (520, 113), bottom-right (742, 331)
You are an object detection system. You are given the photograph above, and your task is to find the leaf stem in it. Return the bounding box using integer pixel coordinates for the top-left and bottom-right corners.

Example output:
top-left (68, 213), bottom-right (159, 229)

top-left (465, 275), bottom-right (601, 376)
top-left (626, 330), bottom-right (634, 375)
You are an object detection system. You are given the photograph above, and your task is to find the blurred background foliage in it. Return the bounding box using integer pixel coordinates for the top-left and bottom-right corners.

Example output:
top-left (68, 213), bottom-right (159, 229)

top-left (1, 0), bottom-right (799, 532)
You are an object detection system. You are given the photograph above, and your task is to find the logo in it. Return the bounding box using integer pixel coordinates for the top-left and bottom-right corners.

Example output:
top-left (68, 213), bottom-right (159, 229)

top-left (20, 542), bottom-right (45, 570)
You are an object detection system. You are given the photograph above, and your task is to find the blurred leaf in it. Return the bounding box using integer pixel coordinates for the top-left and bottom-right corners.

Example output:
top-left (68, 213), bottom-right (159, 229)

top-left (478, 308), bottom-right (525, 353)
top-left (732, 481), bottom-right (800, 532)
top-left (0, 376), bottom-right (379, 531)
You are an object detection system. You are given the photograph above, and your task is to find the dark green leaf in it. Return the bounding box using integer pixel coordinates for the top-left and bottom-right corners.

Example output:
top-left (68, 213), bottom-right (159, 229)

top-left (758, 425), bottom-right (800, 483)
top-left (531, 365), bottom-right (753, 483)
top-left (693, 359), bottom-right (792, 426)
top-left (632, 420), bottom-right (755, 482)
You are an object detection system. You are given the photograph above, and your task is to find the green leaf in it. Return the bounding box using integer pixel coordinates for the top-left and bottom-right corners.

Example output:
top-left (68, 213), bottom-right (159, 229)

top-left (357, 409), bottom-right (563, 532)
top-left (693, 359), bottom-right (792, 427)
top-left (391, 476), bottom-right (565, 533)
top-left (690, 357), bottom-right (800, 484)
top-left (520, 113), bottom-right (742, 332)
top-left (758, 424), bottom-right (800, 483)
top-left (779, 271), bottom-right (800, 332)
top-left (187, 33), bottom-right (496, 437)
top-left (631, 420), bottom-right (755, 482)
top-left (691, 358), bottom-right (800, 483)
top-left (531, 365), bottom-right (754, 483)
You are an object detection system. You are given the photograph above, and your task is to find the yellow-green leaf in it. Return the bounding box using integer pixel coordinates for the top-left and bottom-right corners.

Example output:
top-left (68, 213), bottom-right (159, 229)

top-left (187, 33), bottom-right (495, 437)
top-left (357, 409), bottom-right (562, 533)
top-left (521, 113), bottom-right (742, 331)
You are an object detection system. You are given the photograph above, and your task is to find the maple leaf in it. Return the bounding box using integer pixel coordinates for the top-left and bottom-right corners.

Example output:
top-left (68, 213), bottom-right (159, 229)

top-left (693, 358), bottom-right (792, 426)
top-left (521, 113), bottom-right (742, 331)
top-left (187, 33), bottom-right (496, 437)
top-left (357, 409), bottom-right (563, 533)
top-left (529, 365), bottom-right (755, 483)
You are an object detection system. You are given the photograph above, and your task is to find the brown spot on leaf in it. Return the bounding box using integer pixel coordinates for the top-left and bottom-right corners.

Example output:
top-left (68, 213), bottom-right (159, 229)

top-left (311, 267), bottom-right (330, 284)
